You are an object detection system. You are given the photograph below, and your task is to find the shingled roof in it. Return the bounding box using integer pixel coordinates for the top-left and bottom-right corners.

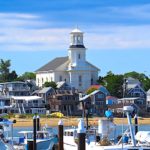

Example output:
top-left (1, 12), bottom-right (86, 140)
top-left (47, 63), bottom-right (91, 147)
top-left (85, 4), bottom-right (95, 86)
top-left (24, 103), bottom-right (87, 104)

top-left (36, 57), bottom-right (68, 72)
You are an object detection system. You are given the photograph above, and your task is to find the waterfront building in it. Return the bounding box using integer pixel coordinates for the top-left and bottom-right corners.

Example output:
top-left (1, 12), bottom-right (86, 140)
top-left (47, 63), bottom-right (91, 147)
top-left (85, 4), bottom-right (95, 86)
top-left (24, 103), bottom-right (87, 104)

top-left (0, 81), bottom-right (30, 97)
top-left (146, 89), bottom-right (150, 112)
top-left (36, 28), bottom-right (100, 92)
top-left (124, 77), bottom-right (146, 109)
top-left (47, 89), bottom-right (79, 116)
top-left (79, 90), bottom-right (107, 116)
top-left (10, 96), bottom-right (46, 114)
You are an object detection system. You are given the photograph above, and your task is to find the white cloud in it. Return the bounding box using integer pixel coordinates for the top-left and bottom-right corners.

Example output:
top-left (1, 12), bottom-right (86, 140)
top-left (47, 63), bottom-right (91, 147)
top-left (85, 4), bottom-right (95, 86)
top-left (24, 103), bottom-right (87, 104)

top-left (85, 25), bottom-right (150, 50)
top-left (0, 12), bottom-right (150, 51)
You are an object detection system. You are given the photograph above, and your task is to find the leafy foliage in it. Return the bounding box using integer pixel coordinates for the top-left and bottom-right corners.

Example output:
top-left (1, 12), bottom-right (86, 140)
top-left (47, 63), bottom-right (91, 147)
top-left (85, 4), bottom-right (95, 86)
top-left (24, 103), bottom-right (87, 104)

top-left (17, 72), bottom-right (36, 81)
top-left (43, 81), bottom-right (57, 89)
top-left (0, 59), bottom-right (18, 82)
top-left (98, 71), bottom-right (150, 98)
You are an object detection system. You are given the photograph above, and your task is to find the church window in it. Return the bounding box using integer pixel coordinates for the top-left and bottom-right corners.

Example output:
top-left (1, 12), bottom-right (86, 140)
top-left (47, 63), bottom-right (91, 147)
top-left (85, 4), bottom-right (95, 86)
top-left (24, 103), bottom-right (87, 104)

top-left (37, 78), bottom-right (39, 84)
top-left (79, 75), bottom-right (82, 86)
top-left (59, 76), bottom-right (62, 81)
top-left (91, 78), bottom-right (93, 85)
top-left (78, 54), bottom-right (81, 59)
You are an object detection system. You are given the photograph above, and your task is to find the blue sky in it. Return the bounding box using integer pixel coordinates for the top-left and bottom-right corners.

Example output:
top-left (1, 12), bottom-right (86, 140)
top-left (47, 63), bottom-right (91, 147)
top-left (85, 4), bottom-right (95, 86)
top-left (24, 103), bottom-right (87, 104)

top-left (0, 0), bottom-right (150, 76)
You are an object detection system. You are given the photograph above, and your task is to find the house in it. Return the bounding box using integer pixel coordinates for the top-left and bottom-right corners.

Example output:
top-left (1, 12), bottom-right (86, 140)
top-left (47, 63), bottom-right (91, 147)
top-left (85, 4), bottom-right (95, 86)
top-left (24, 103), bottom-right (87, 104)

top-left (36, 28), bottom-right (100, 92)
top-left (87, 85), bottom-right (110, 96)
top-left (47, 89), bottom-right (79, 116)
top-left (146, 89), bottom-right (150, 112)
top-left (0, 81), bottom-right (30, 97)
top-left (79, 90), bottom-right (107, 117)
top-left (106, 96), bottom-right (118, 105)
top-left (0, 96), bottom-right (11, 113)
top-left (32, 87), bottom-right (55, 103)
top-left (108, 97), bottom-right (146, 116)
top-left (10, 96), bottom-right (46, 114)
top-left (124, 77), bottom-right (146, 109)
top-left (125, 77), bottom-right (146, 98)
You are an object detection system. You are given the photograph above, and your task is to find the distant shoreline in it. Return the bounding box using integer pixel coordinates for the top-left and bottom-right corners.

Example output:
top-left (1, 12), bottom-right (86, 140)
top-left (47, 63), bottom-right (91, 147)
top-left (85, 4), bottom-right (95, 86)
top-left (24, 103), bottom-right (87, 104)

top-left (10, 117), bottom-right (150, 127)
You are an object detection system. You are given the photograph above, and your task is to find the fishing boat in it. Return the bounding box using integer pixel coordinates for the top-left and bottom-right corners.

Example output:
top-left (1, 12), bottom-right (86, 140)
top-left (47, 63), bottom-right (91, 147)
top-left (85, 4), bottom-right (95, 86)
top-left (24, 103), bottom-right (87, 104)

top-left (63, 106), bottom-right (150, 150)
top-left (0, 117), bottom-right (58, 150)
top-left (13, 128), bottom-right (58, 150)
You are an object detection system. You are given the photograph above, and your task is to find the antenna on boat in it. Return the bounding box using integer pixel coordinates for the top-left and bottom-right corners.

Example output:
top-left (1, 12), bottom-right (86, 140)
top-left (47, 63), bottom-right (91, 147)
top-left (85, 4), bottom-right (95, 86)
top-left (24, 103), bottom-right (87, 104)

top-left (123, 106), bottom-right (136, 146)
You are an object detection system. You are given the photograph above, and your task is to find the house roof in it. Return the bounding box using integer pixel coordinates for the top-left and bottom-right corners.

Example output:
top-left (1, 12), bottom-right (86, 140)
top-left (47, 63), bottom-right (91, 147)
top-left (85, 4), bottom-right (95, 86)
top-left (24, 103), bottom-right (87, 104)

top-left (11, 96), bottom-right (43, 101)
top-left (79, 90), bottom-right (100, 101)
top-left (36, 57), bottom-right (68, 72)
top-left (88, 85), bottom-right (110, 96)
top-left (106, 96), bottom-right (117, 100)
top-left (86, 61), bottom-right (100, 71)
top-left (39, 87), bottom-right (53, 94)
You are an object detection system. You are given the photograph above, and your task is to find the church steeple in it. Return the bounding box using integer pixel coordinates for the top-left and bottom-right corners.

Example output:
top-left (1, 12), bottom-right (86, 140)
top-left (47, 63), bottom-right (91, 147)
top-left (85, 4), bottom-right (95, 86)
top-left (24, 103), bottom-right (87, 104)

top-left (69, 28), bottom-right (85, 48)
top-left (68, 28), bottom-right (86, 68)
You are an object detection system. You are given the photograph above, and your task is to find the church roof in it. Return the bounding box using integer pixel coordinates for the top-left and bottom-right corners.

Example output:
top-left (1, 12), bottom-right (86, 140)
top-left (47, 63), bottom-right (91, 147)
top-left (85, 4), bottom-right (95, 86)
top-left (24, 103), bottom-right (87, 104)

top-left (36, 57), bottom-right (68, 72)
top-left (71, 28), bottom-right (83, 33)
top-left (69, 45), bottom-right (85, 48)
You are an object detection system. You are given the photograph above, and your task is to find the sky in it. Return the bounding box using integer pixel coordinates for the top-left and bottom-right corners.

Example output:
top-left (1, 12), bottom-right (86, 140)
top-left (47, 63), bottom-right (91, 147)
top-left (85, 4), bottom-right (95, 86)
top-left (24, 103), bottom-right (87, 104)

top-left (0, 0), bottom-right (150, 76)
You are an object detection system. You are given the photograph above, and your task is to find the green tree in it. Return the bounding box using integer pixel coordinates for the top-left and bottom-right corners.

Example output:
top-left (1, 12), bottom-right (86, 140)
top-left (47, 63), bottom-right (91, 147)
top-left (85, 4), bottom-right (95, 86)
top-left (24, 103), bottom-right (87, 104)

top-left (17, 72), bottom-right (36, 81)
top-left (124, 71), bottom-right (150, 91)
top-left (98, 71), bottom-right (124, 98)
top-left (8, 70), bottom-right (18, 81)
top-left (0, 59), bottom-right (11, 82)
top-left (43, 81), bottom-right (57, 89)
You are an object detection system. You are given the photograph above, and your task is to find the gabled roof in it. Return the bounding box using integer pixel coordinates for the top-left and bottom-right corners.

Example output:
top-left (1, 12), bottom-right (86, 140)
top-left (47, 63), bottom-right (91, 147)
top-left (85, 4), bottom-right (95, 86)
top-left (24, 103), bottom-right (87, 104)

top-left (79, 90), bottom-right (100, 101)
top-left (86, 61), bottom-right (100, 71)
top-left (106, 96), bottom-right (118, 100)
top-left (127, 84), bottom-right (146, 95)
top-left (39, 87), bottom-right (53, 94)
top-left (36, 57), bottom-right (68, 72)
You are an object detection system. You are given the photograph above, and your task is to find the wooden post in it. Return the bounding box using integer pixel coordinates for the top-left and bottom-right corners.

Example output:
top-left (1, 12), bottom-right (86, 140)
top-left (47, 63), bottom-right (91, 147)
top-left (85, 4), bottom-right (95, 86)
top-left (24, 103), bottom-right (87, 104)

top-left (78, 119), bottom-right (86, 150)
top-left (58, 120), bottom-right (64, 150)
top-left (33, 115), bottom-right (37, 150)
top-left (134, 114), bottom-right (138, 135)
top-left (37, 115), bottom-right (40, 131)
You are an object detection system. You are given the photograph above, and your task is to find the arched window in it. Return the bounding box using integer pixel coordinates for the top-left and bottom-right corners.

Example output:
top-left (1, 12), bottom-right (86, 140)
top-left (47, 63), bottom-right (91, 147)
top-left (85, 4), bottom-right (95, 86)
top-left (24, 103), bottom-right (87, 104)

top-left (46, 77), bottom-right (48, 82)
top-left (42, 78), bottom-right (44, 84)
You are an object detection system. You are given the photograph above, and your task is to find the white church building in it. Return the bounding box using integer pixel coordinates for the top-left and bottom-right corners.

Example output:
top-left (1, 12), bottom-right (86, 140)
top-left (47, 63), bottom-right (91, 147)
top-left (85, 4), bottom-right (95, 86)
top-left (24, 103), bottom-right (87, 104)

top-left (36, 28), bottom-right (100, 92)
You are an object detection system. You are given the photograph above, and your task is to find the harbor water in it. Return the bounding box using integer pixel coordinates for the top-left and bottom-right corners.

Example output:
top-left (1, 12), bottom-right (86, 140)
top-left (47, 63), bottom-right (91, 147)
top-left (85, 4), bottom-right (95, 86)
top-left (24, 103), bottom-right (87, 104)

top-left (0, 125), bottom-right (150, 149)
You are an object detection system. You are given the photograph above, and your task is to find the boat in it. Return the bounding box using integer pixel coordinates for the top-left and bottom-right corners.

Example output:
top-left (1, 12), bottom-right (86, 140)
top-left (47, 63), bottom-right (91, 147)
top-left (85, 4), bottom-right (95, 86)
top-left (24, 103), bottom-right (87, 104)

top-left (63, 106), bottom-right (150, 150)
top-left (13, 129), bottom-right (58, 150)
top-left (0, 117), bottom-right (58, 150)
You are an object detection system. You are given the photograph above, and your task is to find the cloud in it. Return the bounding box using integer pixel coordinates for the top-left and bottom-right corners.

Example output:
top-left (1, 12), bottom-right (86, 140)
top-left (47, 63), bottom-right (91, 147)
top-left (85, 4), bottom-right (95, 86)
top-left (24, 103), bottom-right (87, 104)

top-left (0, 11), bottom-right (150, 52)
top-left (85, 25), bottom-right (150, 49)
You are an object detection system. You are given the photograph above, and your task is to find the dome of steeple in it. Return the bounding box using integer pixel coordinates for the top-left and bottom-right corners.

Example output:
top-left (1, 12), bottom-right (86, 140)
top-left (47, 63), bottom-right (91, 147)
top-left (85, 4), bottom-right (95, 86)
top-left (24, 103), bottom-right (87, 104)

top-left (71, 28), bottom-right (83, 34)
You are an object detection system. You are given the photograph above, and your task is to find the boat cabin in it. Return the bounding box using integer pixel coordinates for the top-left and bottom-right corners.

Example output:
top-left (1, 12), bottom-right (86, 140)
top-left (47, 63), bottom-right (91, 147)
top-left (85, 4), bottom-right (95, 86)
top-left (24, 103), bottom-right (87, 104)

top-left (18, 130), bottom-right (50, 142)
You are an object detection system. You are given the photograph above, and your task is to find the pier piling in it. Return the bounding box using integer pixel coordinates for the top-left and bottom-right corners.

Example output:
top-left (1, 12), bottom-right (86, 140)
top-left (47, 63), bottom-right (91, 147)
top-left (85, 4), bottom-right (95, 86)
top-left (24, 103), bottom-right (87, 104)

top-left (134, 114), bottom-right (138, 135)
top-left (33, 115), bottom-right (37, 150)
top-left (58, 120), bottom-right (64, 150)
top-left (78, 119), bottom-right (86, 150)
top-left (37, 115), bottom-right (40, 131)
